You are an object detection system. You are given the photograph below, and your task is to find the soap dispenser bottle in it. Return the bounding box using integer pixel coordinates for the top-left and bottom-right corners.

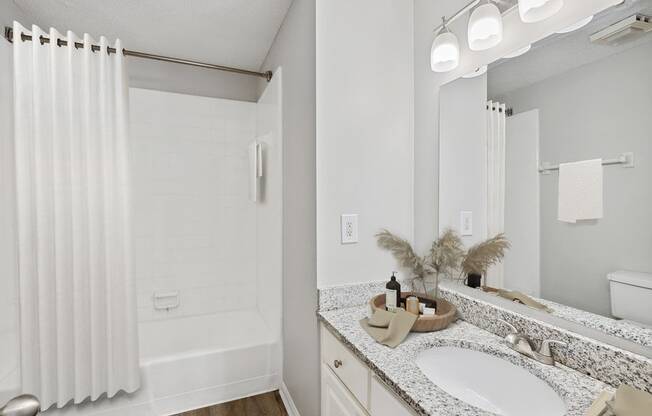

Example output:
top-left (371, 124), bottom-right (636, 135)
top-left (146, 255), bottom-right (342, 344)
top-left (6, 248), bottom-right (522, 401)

top-left (385, 272), bottom-right (401, 312)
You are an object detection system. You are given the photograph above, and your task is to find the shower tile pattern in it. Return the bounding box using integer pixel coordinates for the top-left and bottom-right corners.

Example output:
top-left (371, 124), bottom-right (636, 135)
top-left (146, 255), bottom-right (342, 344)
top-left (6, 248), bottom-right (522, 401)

top-left (131, 88), bottom-right (258, 321)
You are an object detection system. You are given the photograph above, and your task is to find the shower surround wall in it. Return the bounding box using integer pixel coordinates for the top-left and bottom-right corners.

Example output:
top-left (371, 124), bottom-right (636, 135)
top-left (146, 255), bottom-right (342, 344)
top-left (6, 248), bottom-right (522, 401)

top-left (0, 75), bottom-right (282, 414)
top-left (130, 89), bottom-right (258, 321)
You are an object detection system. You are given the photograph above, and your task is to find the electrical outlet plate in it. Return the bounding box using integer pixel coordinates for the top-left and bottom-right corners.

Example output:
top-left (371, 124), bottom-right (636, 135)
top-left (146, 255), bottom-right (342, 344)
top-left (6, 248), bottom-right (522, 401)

top-left (460, 211), bottom-right (473, 236)
top-left (341, 214), bottom-right (358, 244)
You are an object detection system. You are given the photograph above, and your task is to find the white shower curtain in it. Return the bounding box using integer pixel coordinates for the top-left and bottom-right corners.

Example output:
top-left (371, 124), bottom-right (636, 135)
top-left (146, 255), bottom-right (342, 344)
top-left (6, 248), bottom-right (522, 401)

top-left (12, 22), bottom-right (139, 409)
top-left (485, 101), bottom-right (506, 288)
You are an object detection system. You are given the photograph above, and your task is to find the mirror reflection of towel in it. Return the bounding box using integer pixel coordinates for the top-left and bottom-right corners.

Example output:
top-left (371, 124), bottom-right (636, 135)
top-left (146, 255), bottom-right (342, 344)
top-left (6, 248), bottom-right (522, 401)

top-left (558, 159), bottom-right (603, 223)
top-left (496, 289), bottom-right (552, 313)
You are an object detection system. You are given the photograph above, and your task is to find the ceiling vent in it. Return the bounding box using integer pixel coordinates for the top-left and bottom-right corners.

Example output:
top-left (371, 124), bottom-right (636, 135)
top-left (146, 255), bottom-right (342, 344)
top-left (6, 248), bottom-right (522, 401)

top-left (590, 14), bottom-right (652, 45)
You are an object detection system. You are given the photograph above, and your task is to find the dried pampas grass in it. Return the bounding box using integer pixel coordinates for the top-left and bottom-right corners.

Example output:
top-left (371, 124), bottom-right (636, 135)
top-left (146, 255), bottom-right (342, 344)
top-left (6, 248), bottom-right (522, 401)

top-left (460, 233), bottom-right (510, 276)
top-left (375, 229), bottom-right (431, 279)
top-left (376, 229), bottom-right (511, 297)
top-left (428, 228), bottom-right (465, 298)
top-left (429, 228), bottom-right (464, 274)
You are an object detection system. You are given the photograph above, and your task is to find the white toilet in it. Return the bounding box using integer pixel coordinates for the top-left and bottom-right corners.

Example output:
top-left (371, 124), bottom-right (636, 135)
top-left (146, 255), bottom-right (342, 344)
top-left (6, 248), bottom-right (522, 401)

top-left (607, 270), bottom-right (652, 327)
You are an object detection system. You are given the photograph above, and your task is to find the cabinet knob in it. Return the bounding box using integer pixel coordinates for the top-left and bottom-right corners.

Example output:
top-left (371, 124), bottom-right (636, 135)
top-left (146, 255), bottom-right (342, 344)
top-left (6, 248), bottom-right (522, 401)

top-left (333, 359), bottom-right (342, 368)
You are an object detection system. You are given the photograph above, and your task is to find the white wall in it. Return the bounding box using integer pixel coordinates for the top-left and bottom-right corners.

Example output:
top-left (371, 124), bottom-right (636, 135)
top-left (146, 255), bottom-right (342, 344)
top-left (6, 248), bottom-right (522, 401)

top-left (316, 0), bottom-right (414, 287)
top-left (0, 1), bottom-right (28, 28)
top-left (438, 75), bottom-right (487, 247)
top-left (128, 58), bottom-right (260, 103)
top-left (258, 0), bottom-right (319, 415)
top-left (255, 70), bottom-right (283, 339)
top-left (130, 89), bottom-right (258, 321)
top-left (500, 42), bottom-right (652, 316)
top-left (503, 109), bottom-right (540, 296)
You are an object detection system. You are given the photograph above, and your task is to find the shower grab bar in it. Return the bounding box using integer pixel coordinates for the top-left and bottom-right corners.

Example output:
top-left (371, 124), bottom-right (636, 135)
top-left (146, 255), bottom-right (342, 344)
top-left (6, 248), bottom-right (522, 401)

top-left (539, 152), bottom-right (634, 174)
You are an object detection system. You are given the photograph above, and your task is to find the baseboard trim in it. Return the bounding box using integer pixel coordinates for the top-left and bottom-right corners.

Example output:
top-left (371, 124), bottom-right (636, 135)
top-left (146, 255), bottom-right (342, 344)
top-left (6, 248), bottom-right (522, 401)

top-left (279, 382), bottom-right (300, 416)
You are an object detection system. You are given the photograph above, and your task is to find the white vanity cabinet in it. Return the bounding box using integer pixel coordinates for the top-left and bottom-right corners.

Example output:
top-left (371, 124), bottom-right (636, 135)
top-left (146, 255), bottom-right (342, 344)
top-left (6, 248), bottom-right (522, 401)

top-left (320, 324), bottom-right (416, 416)
top-left (321, 362), bottom-right (368, 416)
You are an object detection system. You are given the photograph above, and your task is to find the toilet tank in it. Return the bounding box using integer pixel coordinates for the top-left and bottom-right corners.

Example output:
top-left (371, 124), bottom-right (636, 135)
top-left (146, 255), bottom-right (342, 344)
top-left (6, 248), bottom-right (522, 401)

top-left (607, 270), bottom-right (652, 326)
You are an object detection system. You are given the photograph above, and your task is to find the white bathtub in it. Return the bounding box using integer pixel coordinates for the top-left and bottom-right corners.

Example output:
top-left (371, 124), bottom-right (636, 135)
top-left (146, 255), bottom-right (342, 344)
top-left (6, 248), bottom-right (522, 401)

top-left (42, 309), bottom-right (281, 416)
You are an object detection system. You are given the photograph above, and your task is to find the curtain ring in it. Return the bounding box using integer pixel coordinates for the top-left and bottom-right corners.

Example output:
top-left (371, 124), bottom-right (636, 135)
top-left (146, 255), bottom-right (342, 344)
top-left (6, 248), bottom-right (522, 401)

top-left (39, 35), bottom-right (47, 45)
top-left (57, 38), bottom-right (64, 47)
top-left (20, 32), bottom-right (28, 42)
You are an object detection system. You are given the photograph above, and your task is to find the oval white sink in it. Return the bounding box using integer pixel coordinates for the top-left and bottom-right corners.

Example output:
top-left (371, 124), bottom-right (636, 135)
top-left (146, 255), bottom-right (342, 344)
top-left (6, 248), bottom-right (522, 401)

top-left (416, 347), bottom-right (567, 416)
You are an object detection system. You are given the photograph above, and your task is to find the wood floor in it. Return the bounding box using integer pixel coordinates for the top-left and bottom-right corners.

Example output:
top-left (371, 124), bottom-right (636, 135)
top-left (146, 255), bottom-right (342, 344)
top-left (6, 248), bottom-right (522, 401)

top-left (174, 391), bottom-right (288, 416)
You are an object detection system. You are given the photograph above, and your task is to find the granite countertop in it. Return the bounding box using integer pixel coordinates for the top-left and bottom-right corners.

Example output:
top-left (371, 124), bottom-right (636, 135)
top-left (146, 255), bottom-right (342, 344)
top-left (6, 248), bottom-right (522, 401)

top-left (318, 305), bottom-right (612, 416)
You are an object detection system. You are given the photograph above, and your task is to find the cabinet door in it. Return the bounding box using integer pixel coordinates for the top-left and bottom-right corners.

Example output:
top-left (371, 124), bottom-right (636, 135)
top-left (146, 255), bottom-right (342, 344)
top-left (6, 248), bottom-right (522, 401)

top-left (321, 324), bottom-right (370, 408)
top-left (369, 376), bottom-right (416, 416)
top-left (321, 363), bottom-right (369, 416)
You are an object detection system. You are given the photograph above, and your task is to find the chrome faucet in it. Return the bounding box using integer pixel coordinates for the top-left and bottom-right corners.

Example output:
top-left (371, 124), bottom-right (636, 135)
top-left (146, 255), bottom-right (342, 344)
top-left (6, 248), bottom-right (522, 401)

top-left (497, 319), bottom-right (567, 366)
top-left (0, 395), bottom-right (40, 416)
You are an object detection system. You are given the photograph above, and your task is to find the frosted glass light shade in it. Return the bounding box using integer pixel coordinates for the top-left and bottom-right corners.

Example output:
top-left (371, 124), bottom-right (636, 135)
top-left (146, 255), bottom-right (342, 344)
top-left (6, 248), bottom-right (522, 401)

top-left (431, 31), bottom-right (460, 72)
top-left (556, 15), bottom-right (593, 33)
top-left (518, 0), bottom-right (564, 23)
top-left (468, 2), bottom-right (503, 51)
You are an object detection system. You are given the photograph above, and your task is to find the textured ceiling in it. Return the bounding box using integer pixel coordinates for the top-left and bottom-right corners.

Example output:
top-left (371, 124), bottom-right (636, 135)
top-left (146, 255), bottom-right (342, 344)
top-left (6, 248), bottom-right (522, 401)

top-left (489, 0), bottom-right (652, 97)
top-left (12, 0), bottom-right (293, 71)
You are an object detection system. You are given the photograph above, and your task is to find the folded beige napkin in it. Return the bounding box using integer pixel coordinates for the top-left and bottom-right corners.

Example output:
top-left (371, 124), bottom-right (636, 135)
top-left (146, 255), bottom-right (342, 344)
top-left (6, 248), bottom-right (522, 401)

top-left (360, 309), bottom-right (417, 348)
top-left (613, 384), bottom-right (652, 416)
top-left (585, 385), bottom-right (652, 416)
top-left (584, 391), bottom-right (614, 416)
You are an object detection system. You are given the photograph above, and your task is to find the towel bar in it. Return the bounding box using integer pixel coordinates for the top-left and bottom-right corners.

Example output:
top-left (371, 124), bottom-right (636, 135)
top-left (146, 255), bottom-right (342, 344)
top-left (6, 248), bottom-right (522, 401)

top-left (539, 152), bottom-right (634, 174)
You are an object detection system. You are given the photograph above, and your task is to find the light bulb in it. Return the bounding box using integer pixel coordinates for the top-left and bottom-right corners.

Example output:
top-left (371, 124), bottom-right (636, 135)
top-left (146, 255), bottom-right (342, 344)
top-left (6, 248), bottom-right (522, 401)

top-left (462, 65), bottom-right (488, 79)
top-left (431, 30), bottom-right (460, 73)
top-left (518, 0), bottom-right (564, 23)
top-left (503, 44), bottom-right (531, 58)
top-left (556, 15), bottom-right (593, 33)
top-left (468, 2), bottom-right (503, 51)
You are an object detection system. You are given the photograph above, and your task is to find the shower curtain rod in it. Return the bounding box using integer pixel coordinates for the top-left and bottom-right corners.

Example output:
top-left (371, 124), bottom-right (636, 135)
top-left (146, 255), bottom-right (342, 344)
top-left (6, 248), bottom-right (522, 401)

top-left (4, 26), bottom-right (273, 82)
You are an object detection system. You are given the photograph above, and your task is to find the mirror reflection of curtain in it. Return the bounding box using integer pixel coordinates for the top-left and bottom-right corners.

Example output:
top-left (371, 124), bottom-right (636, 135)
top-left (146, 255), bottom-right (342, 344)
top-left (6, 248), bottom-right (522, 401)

top-left (486, 101), bottom-right (506, 288)
top-left (12, 22), bottom-right (140, 409)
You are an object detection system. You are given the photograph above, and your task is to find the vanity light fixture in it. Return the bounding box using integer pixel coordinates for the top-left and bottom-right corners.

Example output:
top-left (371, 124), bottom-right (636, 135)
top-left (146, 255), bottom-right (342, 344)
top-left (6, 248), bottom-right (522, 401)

top-left (556, 15), bottom-right (593, 33)
top-left (518, 0), bottom-right (564, 23)
top-left (468, 0), bottom-right (503, 51)
top-left (503, 44), bottom-right (531, 58)
top-left (462, 65), bottom-right (488, 78)
top-left (431, 20), bottom-right (460, 72)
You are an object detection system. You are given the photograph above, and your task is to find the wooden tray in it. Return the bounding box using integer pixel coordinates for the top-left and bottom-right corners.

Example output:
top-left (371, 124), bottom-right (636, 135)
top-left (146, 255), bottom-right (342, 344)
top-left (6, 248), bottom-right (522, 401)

top-left (370, 292), bottom-right (456, 332)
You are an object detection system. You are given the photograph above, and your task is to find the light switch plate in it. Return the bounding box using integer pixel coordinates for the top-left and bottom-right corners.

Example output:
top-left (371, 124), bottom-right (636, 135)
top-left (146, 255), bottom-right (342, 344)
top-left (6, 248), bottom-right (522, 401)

top-left (460, 211), bottom-right (473, 236)
top-left (341, 214), bottom-right (358, 244)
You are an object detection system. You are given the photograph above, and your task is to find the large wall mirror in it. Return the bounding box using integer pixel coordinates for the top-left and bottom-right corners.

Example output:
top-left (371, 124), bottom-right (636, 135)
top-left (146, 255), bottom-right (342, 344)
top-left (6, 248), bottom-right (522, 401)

top-left (438, 0), bottom-right (652, 349)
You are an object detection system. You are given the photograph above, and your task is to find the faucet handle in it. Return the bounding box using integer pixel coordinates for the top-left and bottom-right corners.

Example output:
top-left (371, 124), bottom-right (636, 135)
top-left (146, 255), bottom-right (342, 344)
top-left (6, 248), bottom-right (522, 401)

top-left (538, 339), bottom-right (568, 357)
top-left (496, 318), bottom-right (518, 334)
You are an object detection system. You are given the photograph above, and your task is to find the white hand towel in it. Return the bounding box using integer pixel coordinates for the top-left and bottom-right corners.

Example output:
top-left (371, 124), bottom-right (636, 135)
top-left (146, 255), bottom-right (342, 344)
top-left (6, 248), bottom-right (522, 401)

top-left (558, 159), bottom-right (603, 223)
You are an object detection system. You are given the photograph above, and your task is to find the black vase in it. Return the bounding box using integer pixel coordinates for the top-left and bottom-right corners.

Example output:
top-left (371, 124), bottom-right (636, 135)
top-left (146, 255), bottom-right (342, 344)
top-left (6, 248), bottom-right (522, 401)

top-left (466, 273), bottom-right (482, 288)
